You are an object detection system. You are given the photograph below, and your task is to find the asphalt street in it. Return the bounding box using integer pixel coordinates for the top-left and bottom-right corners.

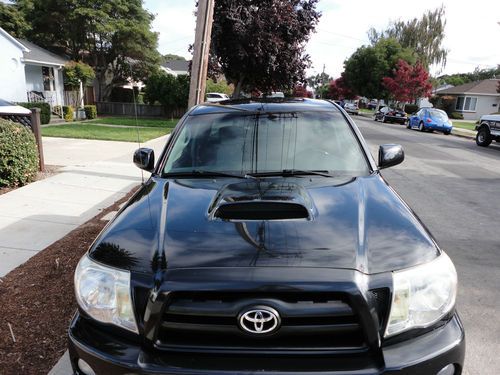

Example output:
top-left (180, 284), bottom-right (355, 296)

top-left (354, 116), bottom-right (500, 375)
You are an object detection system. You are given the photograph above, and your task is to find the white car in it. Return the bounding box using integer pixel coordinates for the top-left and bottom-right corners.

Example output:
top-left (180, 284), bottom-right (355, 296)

top-left (206, 93), bottom-right (230, 103)
top-left (0, 99), bottom-right (31, 115)
top-left (344, 102), bottom-right (359, 115)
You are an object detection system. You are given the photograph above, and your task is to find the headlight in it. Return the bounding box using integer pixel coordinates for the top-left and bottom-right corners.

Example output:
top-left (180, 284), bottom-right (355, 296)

top-left (74, 254), bottom-right (138, 333)
top-left (385, 252), bottom-right (457, 337)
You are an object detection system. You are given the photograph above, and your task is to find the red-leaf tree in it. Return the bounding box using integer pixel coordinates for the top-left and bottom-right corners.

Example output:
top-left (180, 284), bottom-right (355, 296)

top-left (382, 59), bottom-right (433, 103)
top-left (327, 75), bottom-right (356, 100)
top-left (292, 84), bottom-right (313, 98)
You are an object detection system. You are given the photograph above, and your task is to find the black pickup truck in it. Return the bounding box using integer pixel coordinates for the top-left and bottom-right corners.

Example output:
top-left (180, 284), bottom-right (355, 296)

top-left (476, 114), bottom-right (500, 147)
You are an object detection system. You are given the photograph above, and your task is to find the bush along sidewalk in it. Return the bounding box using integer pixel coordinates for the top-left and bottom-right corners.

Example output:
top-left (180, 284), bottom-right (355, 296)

top-left (0, 119), bottom-right (39, 187)
top-left (18, 102), bottom-right (51, 124)
top-left (54, 105), bottom-right (74, 122)
top-left (84, 105), bottom-right (97, 120)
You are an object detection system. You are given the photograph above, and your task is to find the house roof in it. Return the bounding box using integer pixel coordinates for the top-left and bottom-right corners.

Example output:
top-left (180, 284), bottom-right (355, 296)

top-left (15, 38), bottom-right (68, 66)
top-left (162, 59), bottom-right (190, 73)
top-left (437, 79), bottom-right (500, 96)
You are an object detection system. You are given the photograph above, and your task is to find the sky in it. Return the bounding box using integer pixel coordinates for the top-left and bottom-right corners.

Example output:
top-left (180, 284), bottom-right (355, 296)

top-left (144, 0), bottom-right (500, 79)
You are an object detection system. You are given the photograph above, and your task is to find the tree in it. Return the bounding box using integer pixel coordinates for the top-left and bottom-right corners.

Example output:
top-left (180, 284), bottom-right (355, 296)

top-left (292, 84), bottom-right (312, 98)
top-left (63, 61), bottom-right (95, 89)
top-left (327, 75), bottom-right (356, 100)
top-left (144, 72), bottom-right (189, 110)
top-left (17, 0), bottom-right (160, 101)
top-left (0, 2), bottom-right (30, 38)
top-left (368, 6), bottom-right (447, 68)
top-left (307, 72), bottom-right (330, 98)
top-left (382, 59), bottom-right (433, 103)
top-left (206, 79), bottom-right (233, 96)
top-left (162, 54), bottom-right (186, 63)
top-left (209, 0), bottom-right (321, 98)
top-left (343, 38), bottom-right (415, 100)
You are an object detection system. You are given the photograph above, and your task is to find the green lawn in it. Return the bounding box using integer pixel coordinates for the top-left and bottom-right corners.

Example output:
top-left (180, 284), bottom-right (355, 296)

top-left (42, 124), bottom-right (171, 142)
top-left (82, 117), bottom-right (179, 128)
top-left (452, 121), bottom-right (477, 131)
top-left (359, 108), bottom-right (375, 114)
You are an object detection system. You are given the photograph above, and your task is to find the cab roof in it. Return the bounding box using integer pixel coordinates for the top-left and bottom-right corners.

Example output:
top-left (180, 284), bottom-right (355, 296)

top-left (189, 98), bottom-right (340, 115)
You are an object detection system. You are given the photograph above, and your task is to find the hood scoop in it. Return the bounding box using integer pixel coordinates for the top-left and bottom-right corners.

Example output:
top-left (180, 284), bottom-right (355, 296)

top-left (209, 179), bottom-right (316, 221)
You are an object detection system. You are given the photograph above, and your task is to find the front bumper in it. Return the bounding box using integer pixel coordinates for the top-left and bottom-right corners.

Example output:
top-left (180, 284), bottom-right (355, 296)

top-left (68, 313), bottom-right (465, 375)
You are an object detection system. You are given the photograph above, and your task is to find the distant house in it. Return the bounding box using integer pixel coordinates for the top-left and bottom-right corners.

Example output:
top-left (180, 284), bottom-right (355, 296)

top-left (436, 79), bottom-right (500, 120)
top-left (160, 59), bottom-right (190, 76)
top-left (0, 27), bottom-right (68, 109)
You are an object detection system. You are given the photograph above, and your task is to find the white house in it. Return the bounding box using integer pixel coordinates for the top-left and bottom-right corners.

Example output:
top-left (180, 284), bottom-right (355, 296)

top-left (436, 79), bottom-right (500, 120)
top-left (0, 27), bottom-right (68, 108)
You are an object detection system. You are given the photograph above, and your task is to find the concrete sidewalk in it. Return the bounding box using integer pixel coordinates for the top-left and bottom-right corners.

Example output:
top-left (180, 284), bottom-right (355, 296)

top-left (0, 135), bottom-right (168, 277)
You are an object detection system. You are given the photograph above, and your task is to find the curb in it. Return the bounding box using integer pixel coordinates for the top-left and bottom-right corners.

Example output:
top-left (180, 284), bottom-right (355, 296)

top-left (451, 128), bottom-right (475, 140)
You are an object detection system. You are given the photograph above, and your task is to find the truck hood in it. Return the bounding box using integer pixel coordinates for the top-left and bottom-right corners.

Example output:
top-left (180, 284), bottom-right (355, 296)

top-left (89, 174), bottom-right (438, 275)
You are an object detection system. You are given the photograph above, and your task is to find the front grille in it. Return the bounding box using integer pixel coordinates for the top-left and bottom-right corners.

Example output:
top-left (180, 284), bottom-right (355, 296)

top-left (156, 292), bottom-right (367, 353)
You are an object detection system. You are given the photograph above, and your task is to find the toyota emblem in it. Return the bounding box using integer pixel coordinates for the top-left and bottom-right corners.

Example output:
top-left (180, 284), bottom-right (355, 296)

top-left (239, 306), bottom-right (281, 334)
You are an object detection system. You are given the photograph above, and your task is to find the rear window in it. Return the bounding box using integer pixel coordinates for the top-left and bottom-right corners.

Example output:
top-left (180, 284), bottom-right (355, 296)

top-left (429, 109), bottom-right (448, 121)
top-left (164, 111), bottom-right (370, 177)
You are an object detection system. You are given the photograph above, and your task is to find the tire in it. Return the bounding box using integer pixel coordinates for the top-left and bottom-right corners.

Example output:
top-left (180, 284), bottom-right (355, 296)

top-left (443, 130), bottom-right (451, 135)
top-left (476, 128), bottom-right (492, 147)
top-left (406, 123), bottom-right (411, 129)
top-left (419, 121), bottom-right (426, 132)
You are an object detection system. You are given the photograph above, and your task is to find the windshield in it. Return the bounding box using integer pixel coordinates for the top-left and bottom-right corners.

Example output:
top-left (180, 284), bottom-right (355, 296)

top-left (163, 111), bottom-right (369, 176)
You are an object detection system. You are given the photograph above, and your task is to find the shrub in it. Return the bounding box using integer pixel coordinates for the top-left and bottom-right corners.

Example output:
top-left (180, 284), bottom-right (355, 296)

top-left (84, 105), bottom-right (97, 119)
top-left (64, 106), bottom-right (74, 122)
top-left (55, 105), bottom-right (75, 122)
top-left (404, 104), bottom-right (419, 114)
top-left (17, 102), bottom-right (51, 124)
top-left (0, 119), bottom-right (39, 188)
top-left (449, 112), bottom-right (464, 120)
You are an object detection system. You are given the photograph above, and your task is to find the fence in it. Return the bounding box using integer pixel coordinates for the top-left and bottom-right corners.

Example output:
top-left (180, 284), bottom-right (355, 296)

top-left (96, 102), bottom-right (186, 118)
top-left (0, 109), bottom-right (45, 171)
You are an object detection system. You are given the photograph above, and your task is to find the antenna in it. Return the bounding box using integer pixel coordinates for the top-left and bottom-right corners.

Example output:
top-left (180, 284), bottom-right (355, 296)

top-left (131, 79), bottom-right (144, 184)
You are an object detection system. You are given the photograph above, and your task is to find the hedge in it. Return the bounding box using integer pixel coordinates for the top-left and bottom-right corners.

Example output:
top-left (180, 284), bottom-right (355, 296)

top-left (84, 105), bottom-right (97, 119)
top-left (449, 112), bottom-right (464, 120)
top-left (0, 119), bottom-right (39, 187)
top-left (17, 102), bottom-right (51, 124)
top-left (54, 105), bottom-right (74, 122)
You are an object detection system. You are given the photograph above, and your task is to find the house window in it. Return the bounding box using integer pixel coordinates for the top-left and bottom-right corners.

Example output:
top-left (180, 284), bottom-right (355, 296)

top-left (42, 67), bottom-right (55, 91)
top-left (455, 96), bottom-right (477, 112)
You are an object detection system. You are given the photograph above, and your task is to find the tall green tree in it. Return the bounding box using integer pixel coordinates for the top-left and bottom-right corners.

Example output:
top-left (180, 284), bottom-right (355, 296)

top-left (17, 0), bottom-right (160, 101)
top-left (208, 0), bottom-right (321, 97)
top-left (0, 2), bottom-right (30, 38)
top-left (343, 38), bottom-right (415, 100)
top-left (368, 6), bottom-right (447, 68)
top-left (162, 54), bottom-right (186, 64)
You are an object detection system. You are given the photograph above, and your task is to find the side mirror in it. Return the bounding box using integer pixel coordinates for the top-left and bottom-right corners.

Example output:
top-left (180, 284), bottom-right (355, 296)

top-left (378, 144), bottom-right (404, 169)
top-left (133, 148), bottom-right (155, 172)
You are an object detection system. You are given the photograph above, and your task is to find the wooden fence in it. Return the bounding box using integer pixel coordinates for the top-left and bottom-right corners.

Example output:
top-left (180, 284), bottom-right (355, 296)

top-left (96, 102), bottom-right (186, 118)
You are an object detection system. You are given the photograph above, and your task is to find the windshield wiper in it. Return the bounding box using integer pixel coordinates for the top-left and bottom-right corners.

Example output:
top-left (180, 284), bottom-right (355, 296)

top-left (249, 169), bottom-right (334, 178)
top-left (164, 170), bottom-right (255, 179)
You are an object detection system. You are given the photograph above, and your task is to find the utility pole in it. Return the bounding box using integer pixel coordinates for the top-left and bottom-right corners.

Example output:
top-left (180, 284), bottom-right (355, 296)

top-left (188, 0), bottom-right (215, 108)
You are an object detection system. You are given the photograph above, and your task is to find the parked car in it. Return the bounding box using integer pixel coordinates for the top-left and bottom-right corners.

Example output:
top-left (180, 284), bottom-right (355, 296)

top-left (206, 92), bottom-right (230, 102)
top-left (407, 108), bottom-right (453, 135)
top-left (0, 98), bottom-right (31, 115)
top-left (344, 102), bottom-right (359, 115)
top-left (475, 114), bottom-right (500, 147)
top-left (367, 99), bottom-right (378, 110)
top-left (374, 106), bottom-right (407, 124)
top-left (70, 99), bottom-right (464, 375)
